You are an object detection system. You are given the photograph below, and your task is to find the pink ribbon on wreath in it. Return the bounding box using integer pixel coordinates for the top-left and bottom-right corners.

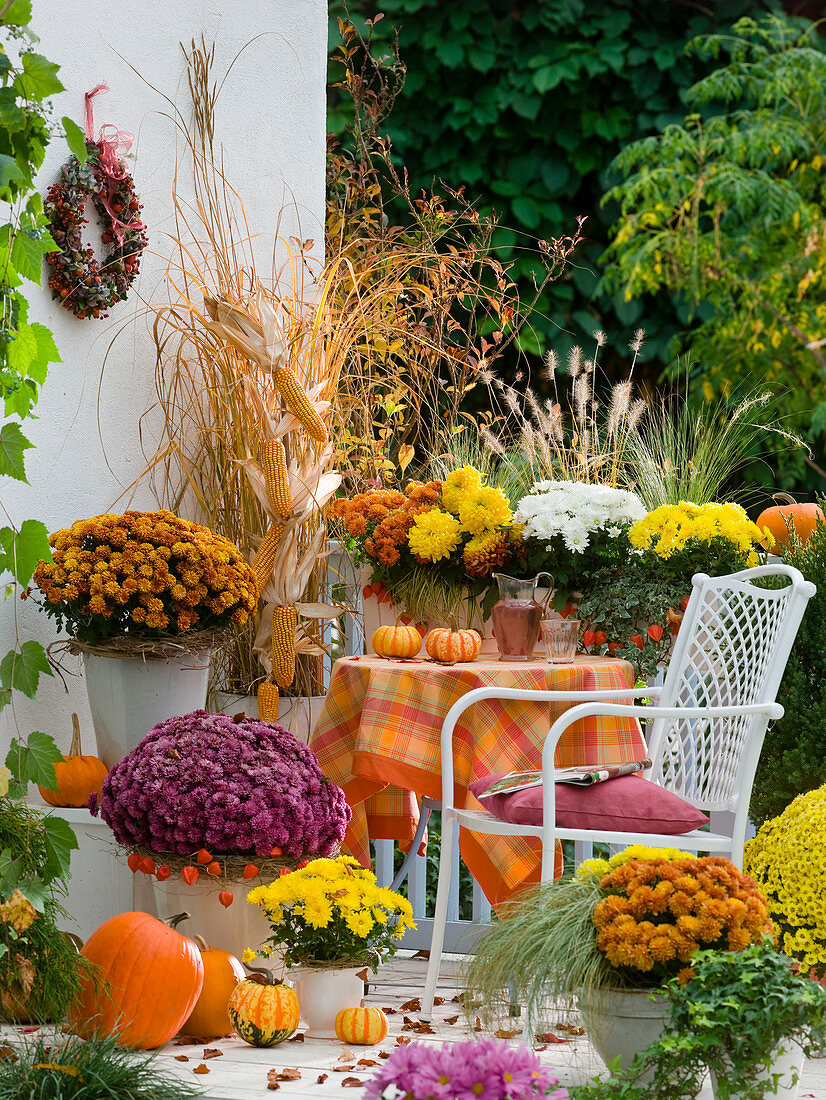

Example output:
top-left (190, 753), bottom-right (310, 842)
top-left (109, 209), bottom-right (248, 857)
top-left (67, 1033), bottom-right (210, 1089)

top-left (83, 84), bottom-right (146, 244)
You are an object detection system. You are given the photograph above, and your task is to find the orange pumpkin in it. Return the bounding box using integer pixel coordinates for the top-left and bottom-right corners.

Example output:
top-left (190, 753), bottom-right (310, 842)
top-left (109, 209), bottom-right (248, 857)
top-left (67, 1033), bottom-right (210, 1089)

top-left (37, 714), bottom-right (108, 807)
top-left (228, 973), bottom-right (299, 1046)
top-left (69, 912), bottom-right (203, 1049)
top-left (426, 622), bottom-right (482, 664)
top-left (756, 494), bottom-right (824, 551)
top-left (372, 617), bottom-right (422, 659)
top-left (335, 1004), bottom-right (388, 1045)
top-left (181, 935), bottom-right (245, 1040)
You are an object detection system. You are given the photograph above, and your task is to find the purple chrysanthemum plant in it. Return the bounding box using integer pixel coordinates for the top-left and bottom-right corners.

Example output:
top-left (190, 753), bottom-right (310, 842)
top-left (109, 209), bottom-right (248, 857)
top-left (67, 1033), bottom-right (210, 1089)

top-left (90, 710), bottom-right (351, 858)
top-left (363, 1038), bottom-right (568, 1100)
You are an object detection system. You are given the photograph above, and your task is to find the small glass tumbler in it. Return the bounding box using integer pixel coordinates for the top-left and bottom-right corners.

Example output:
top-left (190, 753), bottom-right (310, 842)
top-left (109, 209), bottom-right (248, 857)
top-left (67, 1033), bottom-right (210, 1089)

top-left (541, 619), bottom-right (580, 663)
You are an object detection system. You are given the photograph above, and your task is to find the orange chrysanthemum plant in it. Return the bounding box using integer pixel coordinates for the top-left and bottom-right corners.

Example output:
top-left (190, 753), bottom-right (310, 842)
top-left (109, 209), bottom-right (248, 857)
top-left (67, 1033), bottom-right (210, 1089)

top-left (593, 855), bottom-right (774, 987)
top-left (32, 510), bottom-right (258, 652)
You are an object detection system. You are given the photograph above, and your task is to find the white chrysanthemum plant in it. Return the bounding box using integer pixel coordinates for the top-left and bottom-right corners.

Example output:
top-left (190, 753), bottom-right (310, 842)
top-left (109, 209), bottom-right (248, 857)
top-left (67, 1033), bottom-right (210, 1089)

top-left (514, 481), bottom-right (646, 600)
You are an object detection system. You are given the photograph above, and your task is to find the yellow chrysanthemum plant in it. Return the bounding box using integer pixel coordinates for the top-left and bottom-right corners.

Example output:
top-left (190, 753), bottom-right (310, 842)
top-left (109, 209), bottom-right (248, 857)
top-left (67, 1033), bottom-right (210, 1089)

top-left (244, 855), bottom-right (415, 971)
top-left (329, 465), bottom-right (515, 627)
top-left (744, 785), bottom-right (826, 978)
top-left (628, 501), bottom-right (773, 583)
top-left (32, 510), bottom-right (258, 652)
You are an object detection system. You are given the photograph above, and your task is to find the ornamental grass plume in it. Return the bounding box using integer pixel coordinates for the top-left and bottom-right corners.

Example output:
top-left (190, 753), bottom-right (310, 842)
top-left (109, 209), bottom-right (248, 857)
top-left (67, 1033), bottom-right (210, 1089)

top-left (363, 1037), bottom-right (567, 1100)
top-left (463, 847), bottom-right (772, 1034)
top-left (33, 510), bottom-right (257, 646)
top-left (91, 710), bottom-right (350, 859)
top-left (246, 854), bottom-right (415, 970)
top-left (744, 785), bottom-right (826, 977)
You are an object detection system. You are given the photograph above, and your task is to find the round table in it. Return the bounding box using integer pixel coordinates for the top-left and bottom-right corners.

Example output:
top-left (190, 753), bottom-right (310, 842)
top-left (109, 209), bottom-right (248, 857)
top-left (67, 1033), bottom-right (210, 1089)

top-left (310, 653), bottom-right (646, 907)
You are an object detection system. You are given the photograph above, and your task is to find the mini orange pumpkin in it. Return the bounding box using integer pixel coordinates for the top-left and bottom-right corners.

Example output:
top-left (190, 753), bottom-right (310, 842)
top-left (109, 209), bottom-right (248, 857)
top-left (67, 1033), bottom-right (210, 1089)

top-left (426, 620), bottom-right (482, 664)
top-left (69, 911), bottom-right (204, 1049)
top-left (37, 713), bottom-right (108, 807)
top-left (228, 972), bottom-right (299, 1046)
top-left (181, 934), bottom-right (245, 1040)
top-left (756, 493), bottom-right (824, 551)
top-left (335, 1004), bottom-right (388, 1045)
top-left (372, 617), bottom-right (422, 659)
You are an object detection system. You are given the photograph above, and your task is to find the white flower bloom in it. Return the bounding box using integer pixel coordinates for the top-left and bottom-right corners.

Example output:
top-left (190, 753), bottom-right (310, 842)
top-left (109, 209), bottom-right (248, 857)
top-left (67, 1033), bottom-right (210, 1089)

top-left (514, 481), bottom-right (645, 542)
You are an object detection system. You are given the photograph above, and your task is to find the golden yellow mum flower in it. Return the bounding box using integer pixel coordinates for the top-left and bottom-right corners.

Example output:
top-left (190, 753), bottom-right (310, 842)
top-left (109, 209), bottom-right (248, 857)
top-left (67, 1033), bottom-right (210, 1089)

top-left (441, 465), bottom-right (483, 514)
top-left (458, 486), bottom-right (512, 535)
top-left (407, 510), bottom-right (462, 562)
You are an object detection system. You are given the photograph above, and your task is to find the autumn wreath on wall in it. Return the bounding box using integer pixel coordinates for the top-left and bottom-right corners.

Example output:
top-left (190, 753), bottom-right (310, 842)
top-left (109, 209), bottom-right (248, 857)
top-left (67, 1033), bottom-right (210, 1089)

top-left (44, 84), bottom-right (147, 319)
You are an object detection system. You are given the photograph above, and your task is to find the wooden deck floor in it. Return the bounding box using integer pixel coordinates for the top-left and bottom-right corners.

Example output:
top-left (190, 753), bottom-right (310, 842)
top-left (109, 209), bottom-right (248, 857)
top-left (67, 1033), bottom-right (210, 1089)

top-left (4, 955), bottom-right (825, 1097)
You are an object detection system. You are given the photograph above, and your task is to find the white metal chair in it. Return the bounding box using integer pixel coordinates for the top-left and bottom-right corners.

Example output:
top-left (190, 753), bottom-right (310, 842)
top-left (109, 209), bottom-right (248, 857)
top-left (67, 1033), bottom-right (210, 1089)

top-left (420, 564), bottom-right (816, 1017)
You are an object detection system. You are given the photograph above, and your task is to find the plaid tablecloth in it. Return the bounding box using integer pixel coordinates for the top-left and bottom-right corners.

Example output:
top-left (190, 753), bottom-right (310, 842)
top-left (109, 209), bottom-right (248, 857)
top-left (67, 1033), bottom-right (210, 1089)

top-left (310, 654), bottom-right (646, 908)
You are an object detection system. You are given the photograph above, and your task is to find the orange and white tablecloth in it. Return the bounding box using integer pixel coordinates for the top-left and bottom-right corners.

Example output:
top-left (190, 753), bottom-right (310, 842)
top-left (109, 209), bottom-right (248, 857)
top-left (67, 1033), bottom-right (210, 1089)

top-left (310, 654), bottom-right (646, 908)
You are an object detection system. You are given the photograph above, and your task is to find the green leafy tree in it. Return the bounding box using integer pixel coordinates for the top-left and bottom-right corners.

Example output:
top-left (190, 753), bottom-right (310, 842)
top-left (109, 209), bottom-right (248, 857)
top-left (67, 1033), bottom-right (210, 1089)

top-left (328, 0), bottom-right (777, 375)
top-left (601, 14), bottom-right (826, 489)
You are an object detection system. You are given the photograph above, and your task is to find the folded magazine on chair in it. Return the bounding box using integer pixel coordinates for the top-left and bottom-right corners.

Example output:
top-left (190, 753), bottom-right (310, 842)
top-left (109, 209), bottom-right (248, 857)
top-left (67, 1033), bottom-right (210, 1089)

top-left (475, 758), bottom-right (652, 798)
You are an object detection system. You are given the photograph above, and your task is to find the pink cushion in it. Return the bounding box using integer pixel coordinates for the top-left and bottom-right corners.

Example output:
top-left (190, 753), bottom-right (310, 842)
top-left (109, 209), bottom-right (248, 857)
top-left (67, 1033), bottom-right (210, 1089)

top-left (468, 773), bottom-right (709, 834)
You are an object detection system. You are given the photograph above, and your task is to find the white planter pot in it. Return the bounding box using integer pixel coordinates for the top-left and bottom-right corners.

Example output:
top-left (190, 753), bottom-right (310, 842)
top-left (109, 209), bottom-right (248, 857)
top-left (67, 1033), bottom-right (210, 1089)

top-left (710, 1039), bottom-right (805, 1100)
top-left (215, 693), bottom-right (326, 745)
top-left (292, 966), bottom-right (364, 1039)
top-left (145, 873), bottom-right (275, 963)
top-left (579, 987), bottom-right (669, 1080)
top-left (84, 650), bottom-right (211, 768)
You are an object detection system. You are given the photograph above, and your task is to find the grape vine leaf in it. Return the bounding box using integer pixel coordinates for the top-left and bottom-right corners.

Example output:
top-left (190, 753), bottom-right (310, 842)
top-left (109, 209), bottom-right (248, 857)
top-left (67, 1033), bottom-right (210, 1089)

top-left (0, 421), bottom-right (33, 481)
top-left (61, 117), bottom-right (88, 167)
top-left (41, 815), bottom-right (78, 883)
top-left (0, 639), bottom-right (53, 697)
top-left (0, 519), bottom-right (51, 585)
top-left (4, 729), bottom-right (61, 790)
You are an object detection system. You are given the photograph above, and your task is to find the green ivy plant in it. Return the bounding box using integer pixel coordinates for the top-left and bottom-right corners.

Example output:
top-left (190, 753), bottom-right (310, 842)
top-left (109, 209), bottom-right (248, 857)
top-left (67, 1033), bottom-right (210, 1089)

top-left (571, 940), bottom-right (826, 1100)
top-left (0, 0), bottom-right (80, 1016)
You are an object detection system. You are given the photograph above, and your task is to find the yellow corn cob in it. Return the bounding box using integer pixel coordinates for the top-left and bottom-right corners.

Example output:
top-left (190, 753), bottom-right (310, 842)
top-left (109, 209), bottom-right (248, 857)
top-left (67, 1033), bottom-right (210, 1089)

top-left (261, 439), bottom-right (292, 518)
top-left (257, 681), bottom-right (280, 722)
top-left (271, 604), bottom-right (298, 689)
top-left (273, 365), bottom-right (328, 443)
top-left (252, 524), bottom-right (284, 591)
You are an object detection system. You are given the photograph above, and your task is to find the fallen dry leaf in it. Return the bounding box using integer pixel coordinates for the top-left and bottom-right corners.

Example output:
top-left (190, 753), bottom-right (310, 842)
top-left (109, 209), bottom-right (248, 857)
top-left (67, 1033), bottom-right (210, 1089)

top-left (333, 1065), bottom-right (358, 1072)
top-left (434, 996), bottom-right (444, 1006)
top-left (495, 1028), bottom-right (522, 1039)
top-left (381, 1006), bottom-right (397, 1014)
top-left (174, 1037), bottom-right (198, 1045)
top-left (445, 1015), bottom-right (459, 1025)
top-left (535, 1032), bottom-right (571, 1044)
top-left (0, 1044), bottom-right (17, 1063)
top-left (174, 1055), bottom-right (189, 1062)
top-left (193, 1064), bottom-right (210, 1074)
top-left (317, 1074), bottom-right (328, 1084)
top-left (357, 1058), bottom-right (379, 1066)
top-left (378, 1051), bottom-right (392, 1059)
top-left (341, 1077), bottom-right (364, 1087)
top-left (337, 1050), bottom-right (356, 1062)
top-left (274, 1069), bottom-right (301, 1081)
top-left (202, 1048), bottom-right (223, 1060)
top-left (400, 997), bottom-right (421, 1012)
top-left (475, 1017), bottom-right (483, 1032)
top-left (395, 1036), bottom-right (411, 1045)
top-left (401, 1016), bottom-right (435, 1034)
top-left (267, 1083), bottom-right (280, 1092)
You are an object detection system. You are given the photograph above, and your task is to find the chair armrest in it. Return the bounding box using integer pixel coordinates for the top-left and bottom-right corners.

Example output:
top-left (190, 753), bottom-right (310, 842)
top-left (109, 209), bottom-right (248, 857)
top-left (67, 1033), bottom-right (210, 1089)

top-left (539, 700), bottom-right (784, 772)
top-left (437, 684), bottom-right (660, 809)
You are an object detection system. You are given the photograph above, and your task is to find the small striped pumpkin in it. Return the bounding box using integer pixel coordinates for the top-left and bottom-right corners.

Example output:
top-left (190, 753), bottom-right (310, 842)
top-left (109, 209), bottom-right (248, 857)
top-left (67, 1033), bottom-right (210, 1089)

top-left (335, 1005), bottom-right (389, 1045)
top-left (228, 978), bottom-right (299, 1047)
top-left (426, 624), bottom-right (482, 664)
top-left (372, 618), bottom-right (422, 659)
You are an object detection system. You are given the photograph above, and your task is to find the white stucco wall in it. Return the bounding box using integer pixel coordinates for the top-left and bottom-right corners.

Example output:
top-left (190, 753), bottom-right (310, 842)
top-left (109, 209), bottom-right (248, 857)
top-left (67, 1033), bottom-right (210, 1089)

top-left (0, 0), bottom-right (328, 767)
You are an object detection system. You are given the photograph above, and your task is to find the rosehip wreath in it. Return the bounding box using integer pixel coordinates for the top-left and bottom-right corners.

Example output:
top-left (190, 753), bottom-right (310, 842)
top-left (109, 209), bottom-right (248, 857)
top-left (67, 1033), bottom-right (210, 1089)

top-left (44, 86), bottom-right (147, 319)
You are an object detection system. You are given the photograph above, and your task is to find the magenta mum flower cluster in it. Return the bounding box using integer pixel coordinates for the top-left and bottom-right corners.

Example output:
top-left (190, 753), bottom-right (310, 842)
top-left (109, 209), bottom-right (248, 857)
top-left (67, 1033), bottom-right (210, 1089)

top-left (363, 1038), bottom-right (568, 1100)
top-left (91, 710), bottom-right (351, 858)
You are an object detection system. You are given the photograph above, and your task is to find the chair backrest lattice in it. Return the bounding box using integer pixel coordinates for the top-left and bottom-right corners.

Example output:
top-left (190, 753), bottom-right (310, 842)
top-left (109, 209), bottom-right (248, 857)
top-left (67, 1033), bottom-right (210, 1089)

top-left (648, 565), bottom-right (814, 813)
